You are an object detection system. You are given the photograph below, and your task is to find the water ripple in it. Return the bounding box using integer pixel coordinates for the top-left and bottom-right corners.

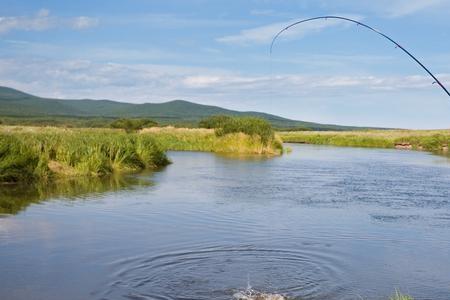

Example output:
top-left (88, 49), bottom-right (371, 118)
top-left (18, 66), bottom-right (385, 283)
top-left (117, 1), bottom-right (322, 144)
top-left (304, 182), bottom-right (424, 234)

top-left (98, 245), bottom-right (348, 300)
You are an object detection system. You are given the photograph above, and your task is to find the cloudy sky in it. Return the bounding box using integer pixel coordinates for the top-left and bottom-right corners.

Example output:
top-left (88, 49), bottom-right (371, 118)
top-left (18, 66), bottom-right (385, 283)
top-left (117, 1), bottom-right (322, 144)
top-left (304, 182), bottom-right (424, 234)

top-left (1, 0), bottom-right (450, 128)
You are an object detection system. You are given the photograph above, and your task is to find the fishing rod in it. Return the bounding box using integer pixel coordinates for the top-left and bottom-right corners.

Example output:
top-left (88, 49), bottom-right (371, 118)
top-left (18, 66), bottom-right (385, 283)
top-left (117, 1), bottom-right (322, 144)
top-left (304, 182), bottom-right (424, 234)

top-left (270, 16), bottom-right (450, 98)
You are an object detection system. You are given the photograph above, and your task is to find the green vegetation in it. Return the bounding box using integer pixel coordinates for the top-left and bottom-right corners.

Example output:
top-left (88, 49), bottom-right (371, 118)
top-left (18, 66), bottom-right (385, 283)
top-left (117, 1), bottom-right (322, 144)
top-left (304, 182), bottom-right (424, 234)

top-left (390, 290), bottom-right (413, 300)
top-left (279, 130), bottom-right (450, 153)
top-left (214, 116), bottom-right (275, 146)
top-left (200, 115), bottom-right (276, 146)
top-left (142, 127), bottom-right (283, 155)
top-left (0, 115), bottom-right (117, 128)
top-left (0, 127), bottom-right (169, 183)
top-left (0, 122), bottom-right (283, 183)
top-left (275, 126), bottom-right (312, 132)
top-left (199, 115), bottom-right (233, 129)
top-left (110, 118), bottom-right (158, 132)
top-left (0, 86), bottom-right (380, 131)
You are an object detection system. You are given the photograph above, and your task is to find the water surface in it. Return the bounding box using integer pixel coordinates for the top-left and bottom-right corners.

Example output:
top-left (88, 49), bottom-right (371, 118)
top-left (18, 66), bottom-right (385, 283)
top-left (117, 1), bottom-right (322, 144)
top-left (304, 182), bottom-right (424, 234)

top-left (1, 144), bottom-right (450, 300)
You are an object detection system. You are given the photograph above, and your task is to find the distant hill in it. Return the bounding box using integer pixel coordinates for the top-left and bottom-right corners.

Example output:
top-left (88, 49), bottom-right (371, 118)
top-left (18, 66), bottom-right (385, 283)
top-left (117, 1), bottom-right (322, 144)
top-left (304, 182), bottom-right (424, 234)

top-left (0, 86), bottom-right (377, 130)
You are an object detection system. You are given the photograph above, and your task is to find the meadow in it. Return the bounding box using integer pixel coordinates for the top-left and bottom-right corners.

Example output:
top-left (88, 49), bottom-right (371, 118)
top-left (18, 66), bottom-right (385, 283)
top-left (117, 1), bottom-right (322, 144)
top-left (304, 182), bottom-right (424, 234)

top-left (279, 130), bottom-right (450, 153)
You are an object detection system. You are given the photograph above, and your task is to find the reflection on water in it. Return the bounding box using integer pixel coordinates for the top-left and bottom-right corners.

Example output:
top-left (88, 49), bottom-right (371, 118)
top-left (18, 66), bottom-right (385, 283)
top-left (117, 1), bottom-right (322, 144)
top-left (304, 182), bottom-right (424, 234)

top-left (0, 172), bottom-right (154, 215)
top-left (1, 145), bottom-right (450, 300)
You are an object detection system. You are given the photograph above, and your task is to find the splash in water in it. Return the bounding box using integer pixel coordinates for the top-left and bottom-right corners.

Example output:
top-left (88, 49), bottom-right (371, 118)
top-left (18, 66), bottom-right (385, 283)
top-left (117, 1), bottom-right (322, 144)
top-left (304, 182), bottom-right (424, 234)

top-left (233, 289), bottom-right (286, 300)
top-left (234, 277), bottom-right (286, 300)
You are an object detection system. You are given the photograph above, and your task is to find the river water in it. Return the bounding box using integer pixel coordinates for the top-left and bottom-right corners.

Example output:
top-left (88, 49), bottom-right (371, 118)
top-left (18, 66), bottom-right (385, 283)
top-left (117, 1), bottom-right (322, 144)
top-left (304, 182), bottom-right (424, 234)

top-left (1, 144), bottom-right (450, 300)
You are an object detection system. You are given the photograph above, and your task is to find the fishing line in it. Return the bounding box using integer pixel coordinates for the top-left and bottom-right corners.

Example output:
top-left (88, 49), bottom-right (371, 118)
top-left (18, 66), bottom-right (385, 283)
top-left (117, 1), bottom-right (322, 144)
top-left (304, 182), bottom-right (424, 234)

top-left (269, 16), bottom-right (450, 98)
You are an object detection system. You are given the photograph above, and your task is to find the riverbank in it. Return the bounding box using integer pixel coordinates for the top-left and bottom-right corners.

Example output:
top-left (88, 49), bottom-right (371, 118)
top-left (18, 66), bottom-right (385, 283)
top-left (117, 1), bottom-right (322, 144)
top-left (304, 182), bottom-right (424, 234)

top-left (0, 125), bottom-right (283, 183)
top-left (279, 130), bottom-right (450, 153)
top-left (0, 126), bottom-right (170, 183)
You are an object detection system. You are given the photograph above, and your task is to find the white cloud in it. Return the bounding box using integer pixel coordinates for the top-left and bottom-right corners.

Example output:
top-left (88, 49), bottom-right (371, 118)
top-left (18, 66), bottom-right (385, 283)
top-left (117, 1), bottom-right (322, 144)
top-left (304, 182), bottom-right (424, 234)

top-left (183, 76), bottom-right (222, 88)
top-left (0, 9), bottom-right (98, 34)
top-left (382, 0), bottom-right (448, 17)
top-left (216, 15), bottom-right (363, 46)
top-left (0, 9), bottom-right (52, 33)
top-left (70, 16), bottom-right (99, 30)
top-left (1, 58), bottom-right (446, 101)
top-left (1, 58), bottom-right (449, 128)
top-left (318, 0), bottom-right (450, 18)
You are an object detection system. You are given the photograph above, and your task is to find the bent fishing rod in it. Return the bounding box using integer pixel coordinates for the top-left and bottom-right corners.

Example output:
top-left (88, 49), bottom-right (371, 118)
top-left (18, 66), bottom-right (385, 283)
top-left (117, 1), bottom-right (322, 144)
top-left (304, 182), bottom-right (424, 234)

top-left (270, 16), bottom-right (450, 98)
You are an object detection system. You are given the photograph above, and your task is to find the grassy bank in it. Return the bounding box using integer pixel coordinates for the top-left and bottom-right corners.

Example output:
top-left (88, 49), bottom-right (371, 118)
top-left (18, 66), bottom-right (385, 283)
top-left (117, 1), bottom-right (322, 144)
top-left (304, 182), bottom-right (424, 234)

top-left (142, 127), bottom-right (283, 155)
top-left (279, 130), bottom-right (450, 153)
top-left (1, 124), bottom-right (282, 183)
top-left (0, 126), bottom-right (169, 183)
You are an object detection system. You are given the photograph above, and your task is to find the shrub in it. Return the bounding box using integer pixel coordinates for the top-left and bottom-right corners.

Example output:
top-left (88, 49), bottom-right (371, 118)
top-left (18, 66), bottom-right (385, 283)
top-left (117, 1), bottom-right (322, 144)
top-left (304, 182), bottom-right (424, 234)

top-left (198, 115), bottom-right (233, 129)
top-left (215, 116), bottom-right (275, 146)
top-left (110, 118), bottom-right (158, 132)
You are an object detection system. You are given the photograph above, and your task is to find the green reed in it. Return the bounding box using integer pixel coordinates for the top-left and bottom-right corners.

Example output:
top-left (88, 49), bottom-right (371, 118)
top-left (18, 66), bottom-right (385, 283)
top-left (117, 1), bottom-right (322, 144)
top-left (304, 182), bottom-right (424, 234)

top-left (0, 127), bottom-right (169, 183)
top-left (279, 130), bottom-right (450, 153)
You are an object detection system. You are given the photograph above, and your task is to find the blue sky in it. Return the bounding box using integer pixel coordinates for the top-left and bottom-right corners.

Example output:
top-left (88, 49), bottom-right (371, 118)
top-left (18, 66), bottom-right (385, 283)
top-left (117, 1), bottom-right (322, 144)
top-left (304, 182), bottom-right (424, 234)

top-left (1, 0), bottom-right (450, 128)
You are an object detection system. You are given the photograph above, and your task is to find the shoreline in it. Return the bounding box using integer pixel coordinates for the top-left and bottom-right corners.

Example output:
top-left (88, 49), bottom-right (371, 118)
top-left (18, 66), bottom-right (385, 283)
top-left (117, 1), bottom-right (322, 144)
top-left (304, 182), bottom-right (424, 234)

top-left (279, 130), bottom-right (450, 155)
top-left (0, 125), bottom-right (282, 183)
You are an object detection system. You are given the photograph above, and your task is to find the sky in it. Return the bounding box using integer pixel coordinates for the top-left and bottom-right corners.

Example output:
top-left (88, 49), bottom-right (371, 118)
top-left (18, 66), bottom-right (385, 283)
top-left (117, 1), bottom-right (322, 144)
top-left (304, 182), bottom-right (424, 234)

top-left (1, 0), bottom-right (450, 128)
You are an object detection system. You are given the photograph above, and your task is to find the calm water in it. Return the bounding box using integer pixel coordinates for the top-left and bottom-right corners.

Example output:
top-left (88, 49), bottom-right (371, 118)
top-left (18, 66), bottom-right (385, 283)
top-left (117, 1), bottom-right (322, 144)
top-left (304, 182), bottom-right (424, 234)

top-left (1, 144), bottom-right (450, 300)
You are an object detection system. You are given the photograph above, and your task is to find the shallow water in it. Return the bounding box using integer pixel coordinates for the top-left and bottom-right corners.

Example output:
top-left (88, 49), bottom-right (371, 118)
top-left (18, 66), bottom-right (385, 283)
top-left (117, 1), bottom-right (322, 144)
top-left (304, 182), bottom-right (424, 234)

top-left (1, 144), bottom-right (450, 300)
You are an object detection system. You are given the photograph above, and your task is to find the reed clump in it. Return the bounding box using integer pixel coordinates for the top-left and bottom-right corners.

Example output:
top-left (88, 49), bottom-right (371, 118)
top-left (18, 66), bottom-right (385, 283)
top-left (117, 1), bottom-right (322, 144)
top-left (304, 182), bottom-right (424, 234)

top-left (0, 126), bottom-right (169, 183)
top-left (214, 116), bottom-right (275, 146)
top-left (142, 126), bottom-right (283, 155)
top-left (196, 115), bottom-right (282, 154)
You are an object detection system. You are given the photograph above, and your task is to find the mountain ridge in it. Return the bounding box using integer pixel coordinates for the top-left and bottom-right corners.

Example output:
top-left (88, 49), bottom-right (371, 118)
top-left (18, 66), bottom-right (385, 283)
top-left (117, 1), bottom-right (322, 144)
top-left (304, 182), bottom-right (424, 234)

top-left (0, 86), bottom-right (379, 130)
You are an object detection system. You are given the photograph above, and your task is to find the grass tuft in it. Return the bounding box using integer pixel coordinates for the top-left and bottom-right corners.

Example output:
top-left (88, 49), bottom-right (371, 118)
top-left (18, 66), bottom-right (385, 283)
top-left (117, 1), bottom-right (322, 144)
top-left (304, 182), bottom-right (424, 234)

top-left (390, 290), bottom-right (413, 300)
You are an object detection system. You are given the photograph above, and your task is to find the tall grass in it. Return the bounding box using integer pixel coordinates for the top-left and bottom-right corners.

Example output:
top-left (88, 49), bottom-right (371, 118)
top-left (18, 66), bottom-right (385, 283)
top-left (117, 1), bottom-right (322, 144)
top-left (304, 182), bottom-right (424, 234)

top-left (199, 115), bottom-right (276, 146)
top-left (279, 130), bottom-right (450, 153)
top-left (0, 127), bottom-right (169, 183)
top-left (215, 117), bottom-right (275, 146)
top-left (141, 127), bottom-right (283, 155)
top-left (1, 124), bottom-right (283, 183)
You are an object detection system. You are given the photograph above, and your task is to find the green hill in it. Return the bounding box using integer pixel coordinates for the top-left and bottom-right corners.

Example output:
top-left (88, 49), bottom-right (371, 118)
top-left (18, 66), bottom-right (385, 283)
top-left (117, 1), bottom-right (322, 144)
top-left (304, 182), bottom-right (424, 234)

top-left (0, 86), bottom-right (375, 130)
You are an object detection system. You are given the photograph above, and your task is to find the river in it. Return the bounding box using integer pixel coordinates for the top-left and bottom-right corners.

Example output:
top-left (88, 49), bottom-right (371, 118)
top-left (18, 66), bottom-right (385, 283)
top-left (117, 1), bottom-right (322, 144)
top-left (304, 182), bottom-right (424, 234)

top-left (1, 144), bottom-right (450, 300)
